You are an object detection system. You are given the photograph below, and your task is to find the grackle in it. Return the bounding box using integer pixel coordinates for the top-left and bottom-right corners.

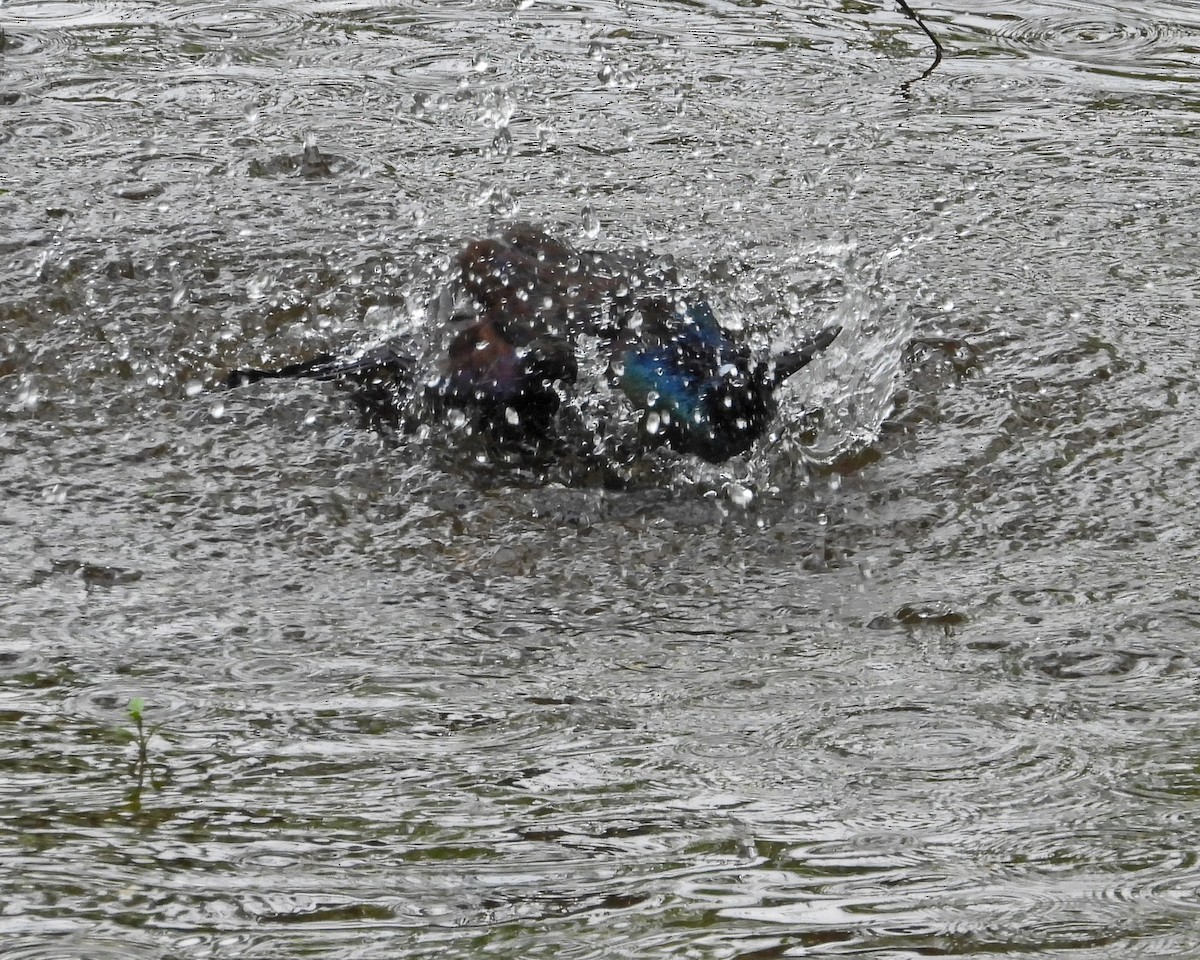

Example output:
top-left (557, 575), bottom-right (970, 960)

top-left (227, 224), bottom-right (840, 464)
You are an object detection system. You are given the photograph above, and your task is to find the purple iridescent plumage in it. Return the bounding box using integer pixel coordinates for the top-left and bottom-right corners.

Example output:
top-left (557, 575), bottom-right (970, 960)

top-left (228, 224), bottom-right (839, 463)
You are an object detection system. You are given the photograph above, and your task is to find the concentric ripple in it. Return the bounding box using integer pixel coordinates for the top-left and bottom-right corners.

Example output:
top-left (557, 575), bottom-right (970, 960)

top-left (1, 1), bottom-right (151, 28)
top-left (160, 2), bottom-right (309, 42)
top-left (4, 106), bottom-right (118, 151)
top-left (999, 14), bottom-right (1176, 61)
top-left (977, 8), bottom-right (1200, 86)
top-left (0, 935), bottom-right (167, 960)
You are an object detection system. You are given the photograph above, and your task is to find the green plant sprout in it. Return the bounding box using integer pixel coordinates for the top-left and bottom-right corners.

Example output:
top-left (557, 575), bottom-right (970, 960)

top-left (128, 696), bottom-right (149, 765)
top-left (126, 697), bottom-right (168, 808)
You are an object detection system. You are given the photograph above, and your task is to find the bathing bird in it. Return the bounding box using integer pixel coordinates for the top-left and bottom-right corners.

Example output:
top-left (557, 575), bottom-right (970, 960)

top-left (227, 224), bottom-right (840, 464)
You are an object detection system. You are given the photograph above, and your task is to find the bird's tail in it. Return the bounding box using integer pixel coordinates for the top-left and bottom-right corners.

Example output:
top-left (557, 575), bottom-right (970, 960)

top-left (764, 325), bottom-right (841, 387)
top-left (226, 341), bottom-right (414, 389)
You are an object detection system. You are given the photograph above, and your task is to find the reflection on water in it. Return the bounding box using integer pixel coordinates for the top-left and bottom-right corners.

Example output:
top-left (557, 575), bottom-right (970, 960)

top-left (4, 0), bottom-right (1200, 956)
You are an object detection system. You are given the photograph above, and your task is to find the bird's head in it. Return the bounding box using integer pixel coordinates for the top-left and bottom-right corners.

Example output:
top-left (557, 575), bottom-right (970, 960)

top-left (674, 364), bottom-right (778, 463)
top-left (624, 353), bottom-right (777, 463)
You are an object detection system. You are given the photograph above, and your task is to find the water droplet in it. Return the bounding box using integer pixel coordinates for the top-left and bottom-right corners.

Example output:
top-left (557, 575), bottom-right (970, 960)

top-left (582, 205), bottom-right (600, 239)
top-left (185, 380), bottom-right (203, 398)
top-left (209, 399), bottom-right (225, 419)
top-left (17, 379), bottom-right (39, 410)
top-left (247, 273), bottom-right (270, 301)
top-left (728, 483), bottom-right (754, 508)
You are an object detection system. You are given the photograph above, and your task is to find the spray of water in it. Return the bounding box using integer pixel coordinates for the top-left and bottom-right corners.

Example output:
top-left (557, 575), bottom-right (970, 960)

top-left (319, 223), bottom-right (930, 502)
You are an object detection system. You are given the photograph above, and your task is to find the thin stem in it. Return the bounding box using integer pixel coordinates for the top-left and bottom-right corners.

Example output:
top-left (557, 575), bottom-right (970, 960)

top-left (895, 1), bottom-right (944, 89)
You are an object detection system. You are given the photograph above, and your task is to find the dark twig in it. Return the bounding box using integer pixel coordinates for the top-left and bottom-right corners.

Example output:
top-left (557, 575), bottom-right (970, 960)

top-left (895, 1), bottom-right (944, 91)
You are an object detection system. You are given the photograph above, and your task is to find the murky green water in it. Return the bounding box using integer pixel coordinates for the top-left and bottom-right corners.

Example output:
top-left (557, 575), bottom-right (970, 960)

top-left (4, 1), bottom-right (1200, 956)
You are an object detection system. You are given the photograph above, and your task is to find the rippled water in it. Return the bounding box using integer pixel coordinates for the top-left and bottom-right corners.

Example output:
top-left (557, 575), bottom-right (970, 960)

top-left (4, 1), bottom-right (1200, 956)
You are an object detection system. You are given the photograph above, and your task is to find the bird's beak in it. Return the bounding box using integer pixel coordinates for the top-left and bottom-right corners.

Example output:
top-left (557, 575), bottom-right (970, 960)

top-left (766, 324), bottom-right (841, 387)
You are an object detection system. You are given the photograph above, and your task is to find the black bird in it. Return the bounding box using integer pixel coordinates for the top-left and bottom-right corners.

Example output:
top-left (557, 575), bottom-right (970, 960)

top-left (228, 224), bottom-right (840, 464)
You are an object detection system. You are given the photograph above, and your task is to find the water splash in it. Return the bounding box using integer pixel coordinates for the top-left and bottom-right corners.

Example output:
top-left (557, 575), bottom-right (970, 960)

top-left (791, 235), bottom-right (919, 466)
top-left (304, 224), bottom-right (930, 503)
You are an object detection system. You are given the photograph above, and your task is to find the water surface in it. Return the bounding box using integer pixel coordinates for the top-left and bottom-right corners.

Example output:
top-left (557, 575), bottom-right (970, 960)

top-left (3, 1), bottom-right (1200, 957)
